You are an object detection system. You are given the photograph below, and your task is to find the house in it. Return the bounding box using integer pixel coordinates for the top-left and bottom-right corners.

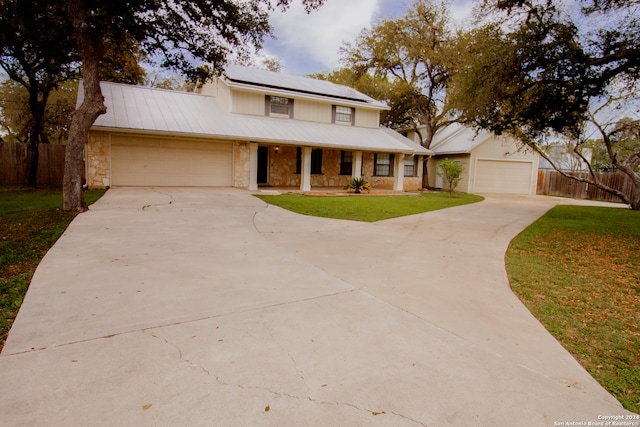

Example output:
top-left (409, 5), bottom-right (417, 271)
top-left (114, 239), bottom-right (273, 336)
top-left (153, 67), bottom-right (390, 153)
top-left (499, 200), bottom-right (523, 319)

top-left (538, 143), bottom-right (592, 172)
top-left (83, 64), bottom-right (430, 192)
top-left (403, 124), bottom-right (539, 195)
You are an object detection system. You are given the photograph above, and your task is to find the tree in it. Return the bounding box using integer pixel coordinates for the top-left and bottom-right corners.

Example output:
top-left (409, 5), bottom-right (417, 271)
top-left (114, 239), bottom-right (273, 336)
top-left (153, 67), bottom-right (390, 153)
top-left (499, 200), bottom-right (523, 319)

top-left (437, 158), bottom-right (463, 196)
top-left (449, 0), bottom-right (640, 209)
top-left (341, 0), bottom-right (457, 147)
top-left (63, 0), bottom-right (324, 211)
top-left (0, 80), bottom-right (77, 145)
top-left (0, 0), bottom-right (77, 187)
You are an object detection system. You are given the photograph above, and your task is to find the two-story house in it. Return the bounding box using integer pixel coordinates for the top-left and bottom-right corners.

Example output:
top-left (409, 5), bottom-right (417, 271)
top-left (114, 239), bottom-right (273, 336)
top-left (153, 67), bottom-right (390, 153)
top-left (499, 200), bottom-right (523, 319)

top-left (84, 64), bottom-right (430, 191)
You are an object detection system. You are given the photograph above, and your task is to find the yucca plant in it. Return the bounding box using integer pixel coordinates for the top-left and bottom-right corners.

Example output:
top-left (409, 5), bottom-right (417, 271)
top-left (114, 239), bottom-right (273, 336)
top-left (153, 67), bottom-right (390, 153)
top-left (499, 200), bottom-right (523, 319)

top-left (344, 177), bottom-right (371, 194)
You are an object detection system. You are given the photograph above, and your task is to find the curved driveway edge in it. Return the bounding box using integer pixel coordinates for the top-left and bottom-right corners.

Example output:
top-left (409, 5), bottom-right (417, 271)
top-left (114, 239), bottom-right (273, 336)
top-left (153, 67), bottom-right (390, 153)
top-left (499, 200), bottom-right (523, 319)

top-left (0, 188), bottom-right (633, 426)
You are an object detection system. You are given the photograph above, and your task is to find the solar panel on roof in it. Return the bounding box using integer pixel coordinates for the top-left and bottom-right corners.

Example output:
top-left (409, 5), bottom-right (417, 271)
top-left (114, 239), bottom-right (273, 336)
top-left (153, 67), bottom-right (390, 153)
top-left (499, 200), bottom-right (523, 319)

top-left (224, 64), bottom-right (378, 105)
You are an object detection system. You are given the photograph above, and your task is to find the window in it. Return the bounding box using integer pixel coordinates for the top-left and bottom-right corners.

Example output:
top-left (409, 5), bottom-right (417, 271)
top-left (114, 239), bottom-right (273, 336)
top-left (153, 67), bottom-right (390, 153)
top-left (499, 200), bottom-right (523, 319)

top-left (266, 95), bottom-right (293, 117)
top-left (296, 148), bottom-right (323, 174)
top-left (374, 153), bottom-right (394, 176)
top-left (340, 151), bottom-right (353, 175)
top-left (404, 156), bottom-right (419, 177)
top-left (333, 105), bottom-right (354, 125)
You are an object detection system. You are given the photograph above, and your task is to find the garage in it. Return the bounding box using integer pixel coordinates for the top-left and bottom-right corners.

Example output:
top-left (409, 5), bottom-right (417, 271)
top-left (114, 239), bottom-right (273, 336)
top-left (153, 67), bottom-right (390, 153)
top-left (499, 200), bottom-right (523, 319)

top-left (110, 135), bottom-right (233, 187)
top-left (474, 159), bottom-right (535, 194)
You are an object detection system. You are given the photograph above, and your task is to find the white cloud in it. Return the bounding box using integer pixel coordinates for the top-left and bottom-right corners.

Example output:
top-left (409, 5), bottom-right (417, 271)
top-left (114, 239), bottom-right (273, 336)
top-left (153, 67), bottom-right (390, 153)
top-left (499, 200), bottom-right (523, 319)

top-left (265, 0), bottom-right (382, 74)
top-left (263, 0), bottom-right (475, 75)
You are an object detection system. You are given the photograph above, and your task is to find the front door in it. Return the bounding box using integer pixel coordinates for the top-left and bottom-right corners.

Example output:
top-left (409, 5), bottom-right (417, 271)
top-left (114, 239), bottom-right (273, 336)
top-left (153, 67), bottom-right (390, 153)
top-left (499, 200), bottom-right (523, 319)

top-left (257, 146), bottom-right (269, 185)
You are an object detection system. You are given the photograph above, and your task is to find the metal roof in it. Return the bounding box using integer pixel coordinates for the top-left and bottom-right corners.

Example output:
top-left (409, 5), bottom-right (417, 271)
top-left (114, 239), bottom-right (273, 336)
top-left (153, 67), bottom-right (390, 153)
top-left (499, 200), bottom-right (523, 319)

top-left (223, 64), bottom-right (387, 109)
top-left (430, 123), bottom-right (492, 155)
top-left (85, 82), bottom-right (430, 155)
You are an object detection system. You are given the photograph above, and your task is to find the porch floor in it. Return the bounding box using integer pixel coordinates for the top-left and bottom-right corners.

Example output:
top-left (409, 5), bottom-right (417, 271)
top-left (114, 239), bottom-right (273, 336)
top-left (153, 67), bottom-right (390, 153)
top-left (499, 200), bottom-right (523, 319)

top-left (253, 186), bottom-right (421, 196)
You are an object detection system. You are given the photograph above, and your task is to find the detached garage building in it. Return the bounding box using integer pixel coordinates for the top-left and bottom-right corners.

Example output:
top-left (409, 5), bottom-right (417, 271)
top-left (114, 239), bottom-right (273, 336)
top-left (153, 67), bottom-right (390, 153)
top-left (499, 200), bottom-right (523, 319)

top-left (404, 124), bottom-right (539, 195)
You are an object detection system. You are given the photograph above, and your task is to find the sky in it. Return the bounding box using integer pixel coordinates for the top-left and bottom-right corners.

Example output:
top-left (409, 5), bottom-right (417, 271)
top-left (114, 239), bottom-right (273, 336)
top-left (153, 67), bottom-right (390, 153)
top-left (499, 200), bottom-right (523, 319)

top-left (262, 0), bottom-right (475, 76)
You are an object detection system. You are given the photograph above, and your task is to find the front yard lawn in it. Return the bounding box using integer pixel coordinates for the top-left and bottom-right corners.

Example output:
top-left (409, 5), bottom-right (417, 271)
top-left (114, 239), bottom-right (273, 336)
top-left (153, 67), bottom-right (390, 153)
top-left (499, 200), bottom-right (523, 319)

top-left (506, 205), bottom-right (640, 413)
top-left (255, 191), bottom-right (484, 222)
top-left (0, 186), bottom-right (106, 351)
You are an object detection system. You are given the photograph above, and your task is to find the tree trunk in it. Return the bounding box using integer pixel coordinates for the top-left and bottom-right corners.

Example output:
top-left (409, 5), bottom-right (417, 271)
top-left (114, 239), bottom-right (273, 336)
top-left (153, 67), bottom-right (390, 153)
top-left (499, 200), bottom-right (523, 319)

top-left (420, 122), bottom-right (434, 189)
top-left (25, 142), bottom-right (39, 188)
top-left (63, 7), bottom-right (107, 211)
top-left (630, 188), bottom-right (640, 211)
top-left (25, 95), bottom-right (47, 188)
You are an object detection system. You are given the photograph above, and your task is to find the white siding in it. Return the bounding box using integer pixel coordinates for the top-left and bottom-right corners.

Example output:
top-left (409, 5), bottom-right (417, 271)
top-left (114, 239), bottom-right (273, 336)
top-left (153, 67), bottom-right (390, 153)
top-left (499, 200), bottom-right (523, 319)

top-left (231, 90), bottom-right (265, 116)
top-left (355, 109), bottom-right (379, 128)
top-left (294, 99), bottom-right (332, 123)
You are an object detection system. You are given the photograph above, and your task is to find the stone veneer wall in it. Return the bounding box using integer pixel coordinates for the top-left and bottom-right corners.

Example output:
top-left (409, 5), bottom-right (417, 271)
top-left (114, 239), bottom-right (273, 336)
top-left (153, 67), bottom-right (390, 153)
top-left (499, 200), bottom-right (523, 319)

top-left (362, 153), bottom-right (423, 191)
top-left (310, 149), bottom-right (351, 187)
top-left (234, 142), bottom-right (250, 188)
top-left (267, 146), bottom-right (353, 188)
top-left (86, 131), bottom-right (110, 189)
top-left (268, 145), bottom-right (299, 187)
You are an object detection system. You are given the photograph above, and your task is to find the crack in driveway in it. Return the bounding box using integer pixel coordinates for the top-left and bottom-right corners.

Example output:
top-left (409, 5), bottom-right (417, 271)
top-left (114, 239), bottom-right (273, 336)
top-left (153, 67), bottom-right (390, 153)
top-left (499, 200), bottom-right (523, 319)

top-left (144, 328), bottom-right (429, 426)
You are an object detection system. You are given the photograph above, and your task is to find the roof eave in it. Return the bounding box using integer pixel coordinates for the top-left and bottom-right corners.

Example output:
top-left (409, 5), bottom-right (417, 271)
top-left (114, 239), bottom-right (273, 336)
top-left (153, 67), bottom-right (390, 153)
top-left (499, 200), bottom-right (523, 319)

top-left (90, 125), bottom-right (426, 154)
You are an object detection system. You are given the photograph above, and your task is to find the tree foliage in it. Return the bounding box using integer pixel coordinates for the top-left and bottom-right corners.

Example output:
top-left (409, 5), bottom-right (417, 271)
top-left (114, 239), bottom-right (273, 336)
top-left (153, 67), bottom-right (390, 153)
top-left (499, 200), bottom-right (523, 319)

top-left (437, 158), bottom-right (463, 196)
top-left (0, 0), bottom-right (77, 186)
top-left (0, 80), bottom-right (77, 145)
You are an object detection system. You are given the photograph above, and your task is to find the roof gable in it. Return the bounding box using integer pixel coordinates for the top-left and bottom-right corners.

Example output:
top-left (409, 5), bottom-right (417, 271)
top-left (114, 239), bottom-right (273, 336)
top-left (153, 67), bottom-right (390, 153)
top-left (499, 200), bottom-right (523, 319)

top-left (430, 124), bottom-right (493, 155)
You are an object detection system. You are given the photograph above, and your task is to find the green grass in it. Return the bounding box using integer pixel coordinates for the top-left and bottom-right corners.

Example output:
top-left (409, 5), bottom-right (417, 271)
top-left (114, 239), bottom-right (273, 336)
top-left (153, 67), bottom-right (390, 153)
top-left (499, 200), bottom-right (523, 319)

top-left (506, 205), bottom-right (640, 413)
top-left (0, 186), bottom-right (106, 350)
top-left (255, 191), bottom-right (484, 222)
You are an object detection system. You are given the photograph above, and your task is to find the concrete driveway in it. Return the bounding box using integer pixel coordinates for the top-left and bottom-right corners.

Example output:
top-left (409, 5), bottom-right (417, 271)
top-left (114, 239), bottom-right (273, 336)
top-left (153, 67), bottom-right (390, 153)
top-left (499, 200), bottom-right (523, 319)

top-left (0, 188), bottom-right (632, 426)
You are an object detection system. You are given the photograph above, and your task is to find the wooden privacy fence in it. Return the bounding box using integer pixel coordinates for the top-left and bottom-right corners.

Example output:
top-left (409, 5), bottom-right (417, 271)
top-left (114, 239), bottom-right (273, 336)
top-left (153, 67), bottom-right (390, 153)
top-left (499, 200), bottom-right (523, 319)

top-left (0, 141), bottom-right (68, 185)
top-left (537, 170), bottom-right (635, 204)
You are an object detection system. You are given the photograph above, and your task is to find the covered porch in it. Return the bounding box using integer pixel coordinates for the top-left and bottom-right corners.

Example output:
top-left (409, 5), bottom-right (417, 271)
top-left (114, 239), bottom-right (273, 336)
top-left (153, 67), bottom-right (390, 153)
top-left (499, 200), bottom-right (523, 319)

top-left (246, 143), bottom-right (425, 193)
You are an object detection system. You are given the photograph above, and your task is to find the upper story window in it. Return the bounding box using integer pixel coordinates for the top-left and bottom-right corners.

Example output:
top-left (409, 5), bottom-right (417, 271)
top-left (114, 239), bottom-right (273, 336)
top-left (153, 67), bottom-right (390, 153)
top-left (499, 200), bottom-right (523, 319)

top-left (333, 105), bottom-right (355, 125)
top-left (266, 95), bottom-right (294, 118)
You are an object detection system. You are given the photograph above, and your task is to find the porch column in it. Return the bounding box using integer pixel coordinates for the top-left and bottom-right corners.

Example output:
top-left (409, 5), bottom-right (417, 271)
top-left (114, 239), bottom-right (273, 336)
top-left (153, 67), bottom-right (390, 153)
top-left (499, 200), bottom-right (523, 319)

top-left (249, 142), bottom-right (258, 191)
top-left (300, 146), bottom-right (312, 191)
top-left (353, 151), bottom-right (363, 178)
top-left (394, 153), bottom-right (405, 191)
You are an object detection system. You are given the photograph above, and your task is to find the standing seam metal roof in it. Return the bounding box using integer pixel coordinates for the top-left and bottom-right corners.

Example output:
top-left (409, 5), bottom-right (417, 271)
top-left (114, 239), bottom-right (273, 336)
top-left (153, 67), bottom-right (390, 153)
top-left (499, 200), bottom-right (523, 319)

top-left (86, 81), bottom-right (431, 155)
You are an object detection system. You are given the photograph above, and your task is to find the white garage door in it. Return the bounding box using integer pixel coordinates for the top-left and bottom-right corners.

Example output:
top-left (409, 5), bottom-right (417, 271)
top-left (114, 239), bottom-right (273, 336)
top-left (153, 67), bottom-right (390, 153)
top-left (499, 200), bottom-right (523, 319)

top-left (111, 136), bottom-right (233, 187)
top-left (474, 160), bottom-right (534, 194)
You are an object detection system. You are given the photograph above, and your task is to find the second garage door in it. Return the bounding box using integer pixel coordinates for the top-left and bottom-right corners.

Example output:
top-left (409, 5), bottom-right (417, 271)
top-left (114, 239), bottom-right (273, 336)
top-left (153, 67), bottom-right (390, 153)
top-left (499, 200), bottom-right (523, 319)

top-left (474, 159), bottom-right (534, 194)
top-left (111, 136), bottom-right (233, 187)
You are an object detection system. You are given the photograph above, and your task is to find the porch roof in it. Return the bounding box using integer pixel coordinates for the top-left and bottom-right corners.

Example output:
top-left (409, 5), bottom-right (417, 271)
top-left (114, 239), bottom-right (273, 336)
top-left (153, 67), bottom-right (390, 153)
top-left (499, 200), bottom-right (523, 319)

top-left (83, 81), bottom-right (431, 156)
